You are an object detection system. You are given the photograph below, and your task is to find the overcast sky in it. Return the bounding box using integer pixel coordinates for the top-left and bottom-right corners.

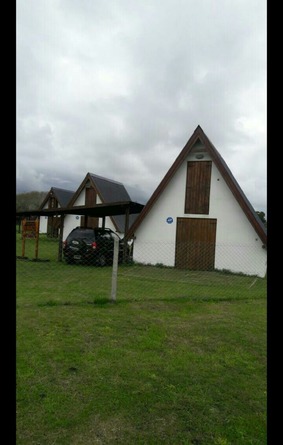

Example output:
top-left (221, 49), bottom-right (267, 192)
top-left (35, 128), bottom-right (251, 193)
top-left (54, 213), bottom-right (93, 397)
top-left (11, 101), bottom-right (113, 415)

top-left (16, 0), bottom-right (267, 214)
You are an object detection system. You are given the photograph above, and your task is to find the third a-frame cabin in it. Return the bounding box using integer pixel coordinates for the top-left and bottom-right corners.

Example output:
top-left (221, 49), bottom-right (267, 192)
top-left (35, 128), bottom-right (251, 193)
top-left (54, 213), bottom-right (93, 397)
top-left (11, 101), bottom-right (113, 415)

top-left (127, 125), bottom-right (267, 277)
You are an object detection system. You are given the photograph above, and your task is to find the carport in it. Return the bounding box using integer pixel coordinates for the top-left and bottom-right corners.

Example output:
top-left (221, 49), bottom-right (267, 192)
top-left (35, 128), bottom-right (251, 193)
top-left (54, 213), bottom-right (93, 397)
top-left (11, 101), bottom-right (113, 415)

top-left (16, 200), bottom-right (144, 262)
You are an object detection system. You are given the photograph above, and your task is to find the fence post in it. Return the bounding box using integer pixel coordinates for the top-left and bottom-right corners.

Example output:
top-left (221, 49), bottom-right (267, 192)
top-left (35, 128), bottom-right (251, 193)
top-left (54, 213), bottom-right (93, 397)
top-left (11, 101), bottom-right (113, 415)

top-left (110, 237), bottom-right (119, 302)
top-left (58, 215), bottom-right (65, 262)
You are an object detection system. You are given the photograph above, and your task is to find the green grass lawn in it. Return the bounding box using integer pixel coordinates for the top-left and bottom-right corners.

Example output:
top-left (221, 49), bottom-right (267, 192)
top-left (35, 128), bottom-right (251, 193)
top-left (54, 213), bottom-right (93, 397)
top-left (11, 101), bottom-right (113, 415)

top-left (16, 234), bottom-right (267, 444)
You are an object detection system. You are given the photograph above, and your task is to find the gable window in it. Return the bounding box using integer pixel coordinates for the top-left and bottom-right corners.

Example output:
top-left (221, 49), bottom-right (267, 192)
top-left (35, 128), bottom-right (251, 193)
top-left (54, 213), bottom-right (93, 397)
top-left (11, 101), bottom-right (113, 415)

top-left (185, 161), bottom-right (212, 214)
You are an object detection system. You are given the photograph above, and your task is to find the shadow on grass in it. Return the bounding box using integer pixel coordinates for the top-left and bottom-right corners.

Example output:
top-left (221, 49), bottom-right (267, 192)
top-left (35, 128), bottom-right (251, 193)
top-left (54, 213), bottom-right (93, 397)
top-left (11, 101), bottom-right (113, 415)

top-left (38, 298), bottom-right (115, 307)
top-left (37, 293), bottom-right (266, 309)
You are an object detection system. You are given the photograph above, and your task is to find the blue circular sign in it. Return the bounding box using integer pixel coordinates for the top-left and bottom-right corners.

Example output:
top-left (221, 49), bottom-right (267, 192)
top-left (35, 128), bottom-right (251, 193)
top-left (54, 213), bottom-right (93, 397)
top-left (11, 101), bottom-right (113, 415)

top-left (166, 217), bottom-right (173, 224)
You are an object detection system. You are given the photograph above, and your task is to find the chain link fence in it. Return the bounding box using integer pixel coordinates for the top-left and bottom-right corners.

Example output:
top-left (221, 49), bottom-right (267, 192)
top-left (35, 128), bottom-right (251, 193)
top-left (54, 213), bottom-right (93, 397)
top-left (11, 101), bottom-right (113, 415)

top-left (16, 230), bottom-right (267, 303)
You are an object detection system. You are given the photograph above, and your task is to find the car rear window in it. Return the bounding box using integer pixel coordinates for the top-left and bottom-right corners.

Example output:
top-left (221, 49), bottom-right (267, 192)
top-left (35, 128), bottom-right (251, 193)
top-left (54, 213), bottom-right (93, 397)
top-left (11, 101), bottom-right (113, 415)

top-left (69, 229), bottom-right (94, 240)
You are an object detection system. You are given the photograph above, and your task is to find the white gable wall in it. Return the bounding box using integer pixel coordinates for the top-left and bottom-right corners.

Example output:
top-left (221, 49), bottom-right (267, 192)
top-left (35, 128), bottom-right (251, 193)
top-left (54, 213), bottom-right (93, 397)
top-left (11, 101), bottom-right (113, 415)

top-left (62, 190), bottom-right (121, 240)
top-left (209, 161), bottom-right (266, 277)
top-left (132, 151), bottom-right (266, 277)
top-left (62, 190), bottom-right (85, 240)
top-left (39, 201), bottom-right (61, 234)
top-left (39, 208), bottom-right (48, 233)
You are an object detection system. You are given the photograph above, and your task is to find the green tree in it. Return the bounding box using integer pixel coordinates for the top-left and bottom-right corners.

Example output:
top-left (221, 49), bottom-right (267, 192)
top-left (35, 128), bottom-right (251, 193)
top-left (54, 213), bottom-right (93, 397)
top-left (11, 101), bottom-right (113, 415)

top-left (16, 191), bottom-right (47, 212)
top-left (256, 211), bottom-right (267, 226)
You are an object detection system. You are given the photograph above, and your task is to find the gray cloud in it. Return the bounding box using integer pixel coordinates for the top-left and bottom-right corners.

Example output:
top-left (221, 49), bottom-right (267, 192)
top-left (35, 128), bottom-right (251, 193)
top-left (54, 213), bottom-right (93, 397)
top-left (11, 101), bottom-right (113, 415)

top-left (16, 0), bottom-right (267, 214)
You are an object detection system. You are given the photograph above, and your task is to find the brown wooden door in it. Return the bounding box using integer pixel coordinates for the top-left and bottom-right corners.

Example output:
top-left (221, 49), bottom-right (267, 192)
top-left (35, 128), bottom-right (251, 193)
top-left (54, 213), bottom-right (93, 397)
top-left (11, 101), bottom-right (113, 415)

top-left (81, 187), bottom-right (99, 228)
top-left (175, 217), bottom-right (217, 270)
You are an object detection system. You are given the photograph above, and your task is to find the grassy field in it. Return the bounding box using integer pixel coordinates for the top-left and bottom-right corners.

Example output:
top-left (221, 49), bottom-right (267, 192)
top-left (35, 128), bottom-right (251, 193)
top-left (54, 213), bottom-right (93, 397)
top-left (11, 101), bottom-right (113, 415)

top-left (16, 235), bottom-right (267, 444)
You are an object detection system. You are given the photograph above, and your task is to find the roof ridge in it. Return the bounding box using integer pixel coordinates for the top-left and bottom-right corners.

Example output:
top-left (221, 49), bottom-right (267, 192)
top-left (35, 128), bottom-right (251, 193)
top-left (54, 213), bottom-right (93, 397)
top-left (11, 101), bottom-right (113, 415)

top-left (88, 172), bottom-right (124, 186)
top-left (51, 186), bottom-right (75, 192)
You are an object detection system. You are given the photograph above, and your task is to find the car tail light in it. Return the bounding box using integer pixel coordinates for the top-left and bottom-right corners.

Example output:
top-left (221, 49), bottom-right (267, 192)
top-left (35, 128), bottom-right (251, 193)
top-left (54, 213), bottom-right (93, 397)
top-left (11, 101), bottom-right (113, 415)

top-left (91, 241), bottom-right (97, 250)
top-left (63, 240), bottom-right (67, 249)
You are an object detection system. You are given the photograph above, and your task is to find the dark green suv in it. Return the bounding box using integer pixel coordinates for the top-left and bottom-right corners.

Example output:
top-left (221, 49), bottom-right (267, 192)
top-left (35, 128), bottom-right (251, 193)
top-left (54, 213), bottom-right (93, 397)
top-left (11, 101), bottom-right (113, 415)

top-left (63, 227), bottom-right (124, 266)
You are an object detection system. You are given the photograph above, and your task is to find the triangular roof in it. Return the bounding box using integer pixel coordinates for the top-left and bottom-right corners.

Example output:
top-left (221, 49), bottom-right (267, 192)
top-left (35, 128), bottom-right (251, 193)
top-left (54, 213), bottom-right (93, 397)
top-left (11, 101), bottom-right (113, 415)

top-left (39, 187), bottom-right (75, 210)
top-left (127, 125), bottom-right (267, 245)
top-left (67, 172), bottom-right (138, 232)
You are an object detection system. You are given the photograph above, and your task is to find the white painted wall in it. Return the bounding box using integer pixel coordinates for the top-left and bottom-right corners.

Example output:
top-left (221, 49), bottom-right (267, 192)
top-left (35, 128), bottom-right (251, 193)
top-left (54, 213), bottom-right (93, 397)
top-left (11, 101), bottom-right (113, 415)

top-left (39, 215), bottom-right (48, 233)
top-left (39, 202), bottom-right (51, 233)
top-left (62, 190), bottom-right (123, 240)
top-left (62, 189), bottom-right (85, 240)
top-left (132, 151), bottom-right (267, 277)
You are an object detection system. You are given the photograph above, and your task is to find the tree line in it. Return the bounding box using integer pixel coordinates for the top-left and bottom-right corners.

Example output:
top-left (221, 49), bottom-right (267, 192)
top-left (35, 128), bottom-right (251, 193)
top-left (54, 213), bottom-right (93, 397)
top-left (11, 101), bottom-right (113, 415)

top-left (16, 191), bottom-right (47, 212)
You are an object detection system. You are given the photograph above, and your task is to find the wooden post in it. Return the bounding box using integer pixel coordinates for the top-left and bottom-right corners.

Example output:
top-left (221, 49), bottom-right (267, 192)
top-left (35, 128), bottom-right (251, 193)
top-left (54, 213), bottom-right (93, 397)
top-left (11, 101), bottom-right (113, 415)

top-left (21, 218), bottom-right (26, 257)
top-left (123, 207), bottom-right (130, 263)
top-left (58, 215), bottom-right (64, 262)
top-left (34, 218), bottom-right (39, 259)
top-left (110, 237), bottom-right (119, 302)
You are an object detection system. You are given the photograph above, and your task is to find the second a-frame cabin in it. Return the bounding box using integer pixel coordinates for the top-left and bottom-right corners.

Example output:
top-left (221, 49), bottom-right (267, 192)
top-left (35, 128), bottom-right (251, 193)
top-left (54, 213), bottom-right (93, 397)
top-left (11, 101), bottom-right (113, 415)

top-left (127, 125), bottom-right (267, 277)
top-left (62, 172), bottom-right (138, 240)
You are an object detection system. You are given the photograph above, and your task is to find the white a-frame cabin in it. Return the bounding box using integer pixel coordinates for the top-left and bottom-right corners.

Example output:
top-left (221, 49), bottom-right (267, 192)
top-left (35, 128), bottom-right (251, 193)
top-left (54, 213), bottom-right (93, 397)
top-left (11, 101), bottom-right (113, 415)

top-left (127, 125), bottom-right (267, 277)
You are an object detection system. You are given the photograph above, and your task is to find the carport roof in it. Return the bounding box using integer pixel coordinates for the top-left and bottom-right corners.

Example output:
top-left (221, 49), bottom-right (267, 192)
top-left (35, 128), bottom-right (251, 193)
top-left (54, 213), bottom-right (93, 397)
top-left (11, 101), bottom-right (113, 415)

top-left (16, 200), bottom-right (144, 218)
